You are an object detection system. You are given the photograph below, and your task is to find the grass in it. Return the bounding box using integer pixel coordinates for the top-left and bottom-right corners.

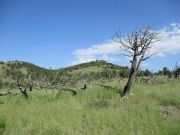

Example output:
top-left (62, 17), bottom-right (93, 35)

top-left (0, 115), bottom-right (6, 134)
top-left (70, 66), bottom-right (104, 74)
top-left (0, 80), bottom-right (180, 135)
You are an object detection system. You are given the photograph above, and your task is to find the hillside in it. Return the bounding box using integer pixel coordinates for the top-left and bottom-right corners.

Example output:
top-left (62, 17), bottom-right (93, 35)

top-left (0, 61), bottom-right (55, 87)
top-left (0, 60), bottom-right (130, 88)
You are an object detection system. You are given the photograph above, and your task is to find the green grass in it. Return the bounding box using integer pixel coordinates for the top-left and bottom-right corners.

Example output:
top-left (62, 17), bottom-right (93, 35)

top-left (0, 80), bottom-right (180, 135)
top-left (70, 66), bottom-right (104, 74)
top-left (0, 115), bottom-right (6, 134)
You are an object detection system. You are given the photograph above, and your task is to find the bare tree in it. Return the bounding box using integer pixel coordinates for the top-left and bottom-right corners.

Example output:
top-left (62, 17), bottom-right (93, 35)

top-left (113, 27), bottom-right (159, 97)
top-left (17, 80), bottom-right (29, 98)
top-left (14, 70), bottom-right (78, 98)
top-left (173, 62), bottom-right (180, 79)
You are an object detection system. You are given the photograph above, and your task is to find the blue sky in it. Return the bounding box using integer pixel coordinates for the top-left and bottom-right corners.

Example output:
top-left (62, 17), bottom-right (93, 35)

top-left (0, 0), bottom-right (180, 71)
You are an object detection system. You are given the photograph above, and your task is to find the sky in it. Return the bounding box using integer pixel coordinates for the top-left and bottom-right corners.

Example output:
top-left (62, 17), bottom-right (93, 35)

top-left (0, 0), bottom-right (180, 71)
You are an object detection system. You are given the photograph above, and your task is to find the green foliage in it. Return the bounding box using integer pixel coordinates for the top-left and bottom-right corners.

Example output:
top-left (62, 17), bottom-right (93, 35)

top-left (143, 69), bottom-right (152, 76)
top-left (2, 60), bottom-right (178, 90)
top-left (0, 60), bottom-right (131, 88)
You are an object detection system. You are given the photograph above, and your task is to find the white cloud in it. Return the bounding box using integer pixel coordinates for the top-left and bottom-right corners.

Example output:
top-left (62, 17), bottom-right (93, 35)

top-left (140, 63), bottom-right (150, 69)
top-left (151, 23), bottom-right (180, 57)
top-left (72, 22), bottom-right (180, 65)
top-left (72, 42), bottom-right (120, 65)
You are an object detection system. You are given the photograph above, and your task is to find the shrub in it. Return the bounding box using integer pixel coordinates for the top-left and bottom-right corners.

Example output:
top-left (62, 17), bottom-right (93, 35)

top-left (0, 115), bottom-right (6, 134)
top-left (86, 99), bottom-right (110, 109)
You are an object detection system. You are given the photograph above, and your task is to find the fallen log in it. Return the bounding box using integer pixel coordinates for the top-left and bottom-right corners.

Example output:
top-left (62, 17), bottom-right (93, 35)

top-left (0, 91), bottom-right (11, 96)
top-left (57, 88), bottom-right (77, 95)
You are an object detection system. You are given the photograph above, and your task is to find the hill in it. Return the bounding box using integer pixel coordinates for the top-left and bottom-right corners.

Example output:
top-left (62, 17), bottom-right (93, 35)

top-left (0, 61), bottom-right (55, 88)
top-left (0, 60), bottom-right (130, 88)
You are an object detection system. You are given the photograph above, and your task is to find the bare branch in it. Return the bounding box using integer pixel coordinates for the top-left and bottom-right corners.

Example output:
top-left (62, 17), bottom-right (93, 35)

top-left (141, 53), bottom-right (158, 61)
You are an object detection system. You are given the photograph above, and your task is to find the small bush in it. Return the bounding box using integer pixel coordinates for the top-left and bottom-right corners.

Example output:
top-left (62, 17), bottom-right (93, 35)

top-left (86, 99), bottom-right (110, 109)
top-left (0, 115), bottom-right (6, 134)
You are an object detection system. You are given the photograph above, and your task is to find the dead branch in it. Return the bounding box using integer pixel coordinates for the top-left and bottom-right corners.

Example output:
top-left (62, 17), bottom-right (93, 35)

top-left (0, 91), bottom-right (11, 96)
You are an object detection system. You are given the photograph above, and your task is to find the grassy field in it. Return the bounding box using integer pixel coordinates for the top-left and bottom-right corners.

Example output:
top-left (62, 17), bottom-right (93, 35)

top-left (0, 80), bottom-right (180, 135)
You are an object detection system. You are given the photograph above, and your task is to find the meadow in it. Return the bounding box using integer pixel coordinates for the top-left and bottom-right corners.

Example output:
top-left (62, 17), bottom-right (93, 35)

top-left (0, 79), bottom-right (180, 135)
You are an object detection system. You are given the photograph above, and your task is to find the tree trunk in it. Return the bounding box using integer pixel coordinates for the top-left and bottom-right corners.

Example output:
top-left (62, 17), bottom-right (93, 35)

top-left (21, 90), bottom-right (28, 98)
top-left (122, 70), bottom-right (137, 97)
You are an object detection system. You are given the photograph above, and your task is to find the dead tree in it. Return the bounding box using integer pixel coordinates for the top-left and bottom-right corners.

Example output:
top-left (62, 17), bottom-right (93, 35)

top-left (17, 80), bottom-right (29, 98)
top-left (81, 84), bottom-right (87, 91)
top-left (16, 73), bottom-right (34, 98)
top-left (173, 62), bottom-right (180, 79)
top-left (113, 27), bottom-right (159, 97)
top-left (7, 69), bottom-right (78, 98)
